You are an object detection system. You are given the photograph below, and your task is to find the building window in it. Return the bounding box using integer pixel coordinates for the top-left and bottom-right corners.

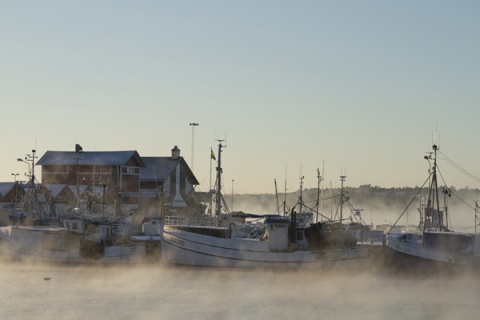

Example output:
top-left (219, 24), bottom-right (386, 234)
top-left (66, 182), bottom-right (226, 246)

top-left (122, 167), bottom-right (140, 175)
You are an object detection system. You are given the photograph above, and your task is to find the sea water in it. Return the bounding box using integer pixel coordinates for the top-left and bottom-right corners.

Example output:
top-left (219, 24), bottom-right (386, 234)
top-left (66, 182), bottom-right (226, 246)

top-left (0, 261), bottom-right (478, 320)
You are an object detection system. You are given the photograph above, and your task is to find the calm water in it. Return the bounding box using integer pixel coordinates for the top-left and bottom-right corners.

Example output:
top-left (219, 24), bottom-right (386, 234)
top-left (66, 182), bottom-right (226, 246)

top-left (0, 261), bottom-right (478, 320)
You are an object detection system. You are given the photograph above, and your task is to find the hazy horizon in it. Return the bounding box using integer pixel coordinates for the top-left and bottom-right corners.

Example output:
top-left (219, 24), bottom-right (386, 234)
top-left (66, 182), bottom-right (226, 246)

top-left (2, 1), bottom-right (480, 194)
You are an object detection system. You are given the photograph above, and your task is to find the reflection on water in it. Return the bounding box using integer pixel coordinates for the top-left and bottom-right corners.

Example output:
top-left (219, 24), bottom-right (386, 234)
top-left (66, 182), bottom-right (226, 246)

top-left (0, 261), bottom-right (478, 320)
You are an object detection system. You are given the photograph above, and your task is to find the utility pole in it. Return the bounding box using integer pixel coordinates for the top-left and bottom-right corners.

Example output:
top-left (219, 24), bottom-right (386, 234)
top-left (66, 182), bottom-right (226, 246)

top-left (189, 123), bottom-right (199, 171)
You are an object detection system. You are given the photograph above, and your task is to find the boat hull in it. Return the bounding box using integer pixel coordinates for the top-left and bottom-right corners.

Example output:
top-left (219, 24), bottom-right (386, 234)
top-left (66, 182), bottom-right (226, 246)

top-left (0, 225), bottom-right (145, 264)
top-left (161, 226), bottom-right (368, 268)
top-left (384, 233), bottom-right (480, 273)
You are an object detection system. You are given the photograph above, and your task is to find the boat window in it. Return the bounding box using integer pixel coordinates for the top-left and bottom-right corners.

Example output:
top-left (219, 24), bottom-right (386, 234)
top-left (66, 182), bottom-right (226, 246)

top-left (72, 222), bottom-right (78, 230)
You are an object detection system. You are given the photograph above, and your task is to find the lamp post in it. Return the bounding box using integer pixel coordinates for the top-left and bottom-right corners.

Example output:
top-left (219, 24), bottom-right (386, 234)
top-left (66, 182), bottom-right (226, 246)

top-left (11, 173), bottom-right (19, 183)
top-left (189, 123), bottom-right (199, 171)
top-left (17, 158), bottom-right (32, 183)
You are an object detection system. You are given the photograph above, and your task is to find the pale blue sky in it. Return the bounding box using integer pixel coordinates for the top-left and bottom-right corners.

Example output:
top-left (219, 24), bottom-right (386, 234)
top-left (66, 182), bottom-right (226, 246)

top-left (1, 1), bottom-right (479, 194)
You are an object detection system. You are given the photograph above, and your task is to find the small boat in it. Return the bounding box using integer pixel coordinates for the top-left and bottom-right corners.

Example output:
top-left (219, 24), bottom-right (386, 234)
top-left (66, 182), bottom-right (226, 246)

top-left (161, 142), bottom-right (368, 268)
top-left (384, 144), bottom-right (480, 271)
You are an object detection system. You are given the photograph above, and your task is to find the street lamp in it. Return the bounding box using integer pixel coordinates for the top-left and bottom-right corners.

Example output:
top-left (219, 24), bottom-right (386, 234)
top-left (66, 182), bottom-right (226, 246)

top-left (17, 158), bottom-right (31, 180)
top-left (11, 173), bottom-right (19, 182)
top-left (189, 123), bottom-right (199, 171)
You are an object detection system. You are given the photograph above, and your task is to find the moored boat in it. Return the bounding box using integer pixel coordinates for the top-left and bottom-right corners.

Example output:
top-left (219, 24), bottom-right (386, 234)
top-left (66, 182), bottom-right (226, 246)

top-left (0, 216), bottom-right (146, 264)
top-left (384, 144), bottom-right (480, 272)
top-left (0, 149), bottom-right (145, 264)
top-left (161, 142), bottom-right (368, 268)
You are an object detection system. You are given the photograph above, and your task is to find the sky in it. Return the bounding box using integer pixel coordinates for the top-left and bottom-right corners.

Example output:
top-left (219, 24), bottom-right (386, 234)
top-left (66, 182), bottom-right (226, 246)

top-left (1, 1), bottom-right (480, 195)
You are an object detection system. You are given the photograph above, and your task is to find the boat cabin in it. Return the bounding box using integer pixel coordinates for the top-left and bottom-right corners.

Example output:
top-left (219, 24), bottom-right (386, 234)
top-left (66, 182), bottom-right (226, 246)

top-left (264, 216), bottom-right (309, 251)
top-left (63, 218), bottom-right (112, 241)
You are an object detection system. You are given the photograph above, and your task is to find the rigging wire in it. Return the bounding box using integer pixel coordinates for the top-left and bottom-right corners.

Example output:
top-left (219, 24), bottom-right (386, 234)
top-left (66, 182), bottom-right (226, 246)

top-left (437, 153), bottom-right (478, 210)
top-left (387, 172), bottom-right (432, 235)
top-left (438, 150), bottom-right (480, 184)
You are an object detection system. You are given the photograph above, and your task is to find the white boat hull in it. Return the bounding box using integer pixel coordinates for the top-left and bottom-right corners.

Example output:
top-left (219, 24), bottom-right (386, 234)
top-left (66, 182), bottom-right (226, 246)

top-left (161, 226), bottom-right (368, 268)
top-left (384, 233), bottom-right (480, 269)
top-left (0, 225), bottom-right (145, 264)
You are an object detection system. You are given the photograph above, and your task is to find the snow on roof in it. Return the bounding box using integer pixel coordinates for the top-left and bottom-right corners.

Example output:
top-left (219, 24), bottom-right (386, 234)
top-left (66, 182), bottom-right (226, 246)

top-left (140, 157), bottom-right (180, 181)
top-left (0, 182), bottom-right (15, 196)
top-left (141, 156), bottom-right (199, 185)
top-left (42, 184), bottom-right (71, 198)
top-left (68, 185), bottom-right (91, 196)
top-left (37, 151), bottom-right (146, 167)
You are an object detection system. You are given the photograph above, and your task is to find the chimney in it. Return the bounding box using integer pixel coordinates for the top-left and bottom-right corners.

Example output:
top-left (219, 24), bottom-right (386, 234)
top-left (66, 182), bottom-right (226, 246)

top-left (171, 146), bottom-right (180, 160)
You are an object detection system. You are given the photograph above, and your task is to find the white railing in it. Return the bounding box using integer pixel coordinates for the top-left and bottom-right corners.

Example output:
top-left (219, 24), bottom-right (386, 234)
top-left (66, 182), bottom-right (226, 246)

top-left (164, 216), bottom-right (217, 227)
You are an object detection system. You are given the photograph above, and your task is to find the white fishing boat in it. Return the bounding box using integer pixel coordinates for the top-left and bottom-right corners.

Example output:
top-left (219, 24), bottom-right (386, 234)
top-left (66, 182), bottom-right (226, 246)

top-left (0, 217), bottom-right (145, 264)
top-left (384, 144), bottom-right (480, 270)
top-left (161, 142), bottom-right (368, 268)
top-left (0, 149), bottom-right (145, 264)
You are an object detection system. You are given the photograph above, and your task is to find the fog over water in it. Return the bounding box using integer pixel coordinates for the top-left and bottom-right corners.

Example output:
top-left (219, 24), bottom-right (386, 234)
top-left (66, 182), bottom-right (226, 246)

top-left (0, 261), bottom-right (478, 320)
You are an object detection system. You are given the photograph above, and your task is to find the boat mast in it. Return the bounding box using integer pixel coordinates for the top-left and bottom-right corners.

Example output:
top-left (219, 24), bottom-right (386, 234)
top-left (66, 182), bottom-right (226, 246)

top-left (284, 165), bottom-right (287, 217)
top-left (18, 149), bottom-right (43, 220)
top-left (74, 144), bottom-right (83, 209)
top-left (424, 144), bottom-right (445, 232)
top-left (274, 179), bottom-right (280, 215)
top-left (316, 167), bottom-right (324, 223)
top-left (340, 175), bottom-right (346, 223)
top-left (215, 140), bottom-right (225, 216)
top-left (299, 174), bottom-right (304, 214)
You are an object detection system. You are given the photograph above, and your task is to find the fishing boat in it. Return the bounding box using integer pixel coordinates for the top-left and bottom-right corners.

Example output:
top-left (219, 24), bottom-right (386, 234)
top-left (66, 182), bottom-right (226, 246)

top-left (384, 144), bottom-right (480, 271)
top-left (0, 216), bottom-right (145, 264)
top-left (161, 142), bottom-right (368, 268)
top-left (0, 149), bottom-right (145, 264)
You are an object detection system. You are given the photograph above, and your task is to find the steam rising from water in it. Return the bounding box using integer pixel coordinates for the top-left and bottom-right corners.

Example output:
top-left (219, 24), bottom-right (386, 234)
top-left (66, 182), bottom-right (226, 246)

top-left (0, 261), bottom-right (478, 320)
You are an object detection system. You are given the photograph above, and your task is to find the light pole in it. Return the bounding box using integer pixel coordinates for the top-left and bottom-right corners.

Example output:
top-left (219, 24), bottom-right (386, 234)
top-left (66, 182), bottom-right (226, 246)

top-left (11, 173), bottom-right (19, 183)
top-left (189, 123), bottom-right (199, 171)
top-left (17, 158), bottom-right (32, 182)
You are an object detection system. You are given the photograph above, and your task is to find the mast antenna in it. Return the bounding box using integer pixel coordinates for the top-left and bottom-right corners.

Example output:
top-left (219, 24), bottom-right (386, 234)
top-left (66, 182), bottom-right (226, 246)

top-left (432, 123), bottom-right (440, 149)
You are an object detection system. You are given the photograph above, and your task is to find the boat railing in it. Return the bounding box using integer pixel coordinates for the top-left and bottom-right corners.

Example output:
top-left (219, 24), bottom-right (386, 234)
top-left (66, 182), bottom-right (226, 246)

top-left (164, 216), bottom-right (217, 227)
